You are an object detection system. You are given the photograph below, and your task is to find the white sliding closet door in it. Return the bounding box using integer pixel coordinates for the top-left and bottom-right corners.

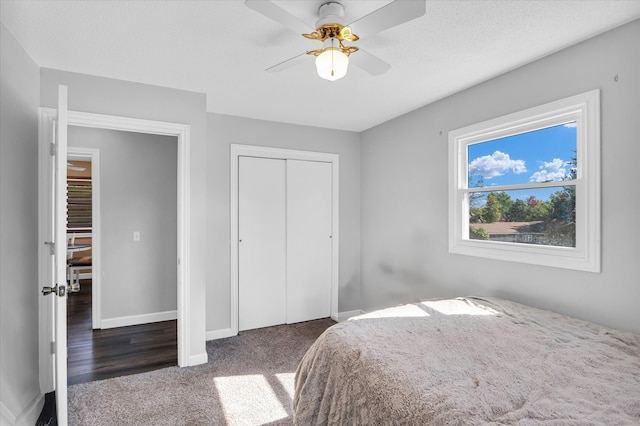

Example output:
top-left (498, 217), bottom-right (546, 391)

top-left (238, 156), bottom-right (287, 331)
top-left (286, 160), bottom-right (332, 324)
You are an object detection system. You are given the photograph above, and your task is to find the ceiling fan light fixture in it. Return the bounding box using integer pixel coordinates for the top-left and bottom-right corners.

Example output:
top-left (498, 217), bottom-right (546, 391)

top-left (315, 39), bottom-right (349, 81)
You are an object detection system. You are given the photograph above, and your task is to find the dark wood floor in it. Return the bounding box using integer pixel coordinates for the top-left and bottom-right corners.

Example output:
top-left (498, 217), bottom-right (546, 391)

top-left (67, 280), bottom-right (178, 385)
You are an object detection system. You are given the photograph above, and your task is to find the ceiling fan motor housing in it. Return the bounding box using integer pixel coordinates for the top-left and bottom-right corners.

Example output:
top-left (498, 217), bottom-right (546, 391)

top-left (316, 2), bottom-right (345, 27)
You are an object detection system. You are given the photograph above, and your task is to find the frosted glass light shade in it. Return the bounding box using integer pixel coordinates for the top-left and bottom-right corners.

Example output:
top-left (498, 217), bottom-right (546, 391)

top-left (315, 48), bottom-right (349, 81)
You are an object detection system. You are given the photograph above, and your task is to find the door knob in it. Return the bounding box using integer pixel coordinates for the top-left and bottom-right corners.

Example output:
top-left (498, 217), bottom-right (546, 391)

top-left (42, 284), bottom-right (66, 297)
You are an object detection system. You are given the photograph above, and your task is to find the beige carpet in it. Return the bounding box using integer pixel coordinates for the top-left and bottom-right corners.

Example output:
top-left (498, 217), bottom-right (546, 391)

top-left (68, 318), bottom-right (335, 425)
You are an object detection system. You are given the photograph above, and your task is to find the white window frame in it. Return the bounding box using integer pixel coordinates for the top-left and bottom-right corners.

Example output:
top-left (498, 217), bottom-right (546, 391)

top-left (448, 90), bottom-right (600, 272)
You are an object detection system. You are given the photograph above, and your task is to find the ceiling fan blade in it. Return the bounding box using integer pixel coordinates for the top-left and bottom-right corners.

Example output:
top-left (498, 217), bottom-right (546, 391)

top-left (265, 52), bottom-right (309, 73)
top-left (350, 49), bottom-right (391, 76)
top-left (348, 0), bottom-right (426, 39)
top-left (245, 0), bottom-right (312, 35)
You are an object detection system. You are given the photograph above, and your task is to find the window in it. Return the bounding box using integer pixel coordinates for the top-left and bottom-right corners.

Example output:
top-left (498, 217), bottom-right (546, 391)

top-left (448, 90), bottom-right (600, 272)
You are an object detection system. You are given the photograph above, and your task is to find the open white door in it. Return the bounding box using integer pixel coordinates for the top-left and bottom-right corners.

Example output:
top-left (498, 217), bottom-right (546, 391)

top-left (41, 85), bottom-right (69, 425)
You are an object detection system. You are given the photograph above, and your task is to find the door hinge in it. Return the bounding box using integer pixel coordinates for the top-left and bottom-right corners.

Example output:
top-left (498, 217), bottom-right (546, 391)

top-left (44, 241), bottom-right (55, 255)
top-left (50, 341), bottom-right (55, 354)
top-left (49, 143), bottom-right (56, 156)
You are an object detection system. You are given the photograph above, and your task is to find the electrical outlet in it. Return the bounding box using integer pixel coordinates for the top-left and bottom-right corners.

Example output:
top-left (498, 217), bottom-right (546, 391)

top-left (133, 231), bottom-right (141, 242)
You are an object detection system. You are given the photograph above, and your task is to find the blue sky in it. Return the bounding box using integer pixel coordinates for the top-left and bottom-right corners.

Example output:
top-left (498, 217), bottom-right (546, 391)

top-left (468, 122), bottom-right (576, 202)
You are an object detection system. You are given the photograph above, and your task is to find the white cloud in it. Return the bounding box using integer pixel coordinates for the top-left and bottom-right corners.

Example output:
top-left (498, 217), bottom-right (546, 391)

top-left (563, 122), bottom-right (577, 128)
top-left (468, 150), bottom-right (526, 179)
top-left (529, 158), bottom-right (567, 182)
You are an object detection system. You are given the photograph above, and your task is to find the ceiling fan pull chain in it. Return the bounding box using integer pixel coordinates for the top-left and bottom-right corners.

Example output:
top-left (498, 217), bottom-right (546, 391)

top-left (331, 38), bottom-right (336, 77)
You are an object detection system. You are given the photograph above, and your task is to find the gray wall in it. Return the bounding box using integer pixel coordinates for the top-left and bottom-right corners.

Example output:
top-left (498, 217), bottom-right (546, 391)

top-left (206, 113), bottom-right (361, 333)
top-left (361, 19), bottom-right (640, 334)
top-left (68, 127), bottom-right (177, 321)
top-left (40, 68), bottom-right (208, 361)
top-left (0, 22), bottom-right (43, 425)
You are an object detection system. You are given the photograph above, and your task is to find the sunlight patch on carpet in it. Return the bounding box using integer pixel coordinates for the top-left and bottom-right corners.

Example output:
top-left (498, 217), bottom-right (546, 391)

top-left (214, 374), bottom-right (289, 424)
top-left (275, 372), bottom-right (296, 400)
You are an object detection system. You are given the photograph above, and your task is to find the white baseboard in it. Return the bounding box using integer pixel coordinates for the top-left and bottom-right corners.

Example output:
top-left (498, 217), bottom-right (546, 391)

top-left (205, 327), bottom-right (236, 341)
top-left (1, 392), bottom-right (44, 426)
top-left (188, 352), bottom-right (209, 366)
top-left (101, 310), bottom-right (177, 329)
top-left (337, 309), bottom-right (365, 322)
top-left (204, 313), bottom-right (364, 344)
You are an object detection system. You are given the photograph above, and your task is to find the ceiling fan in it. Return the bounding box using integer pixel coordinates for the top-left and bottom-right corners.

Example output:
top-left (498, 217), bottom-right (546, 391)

top-left (245, 0), bottom-right (426, 81)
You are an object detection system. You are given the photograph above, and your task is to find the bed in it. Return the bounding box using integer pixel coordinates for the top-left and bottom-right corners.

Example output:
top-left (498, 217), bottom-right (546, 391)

top-left (293, 297), bottom-right (640, 425)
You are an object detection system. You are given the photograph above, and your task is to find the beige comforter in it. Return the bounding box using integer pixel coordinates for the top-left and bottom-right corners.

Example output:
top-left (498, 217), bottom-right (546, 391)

top-left (293, 297), bottom-right (640, 425)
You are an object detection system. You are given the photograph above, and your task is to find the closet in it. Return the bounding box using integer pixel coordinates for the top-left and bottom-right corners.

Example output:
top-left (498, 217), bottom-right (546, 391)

top-left (238, 156), bottom-right (332, 331)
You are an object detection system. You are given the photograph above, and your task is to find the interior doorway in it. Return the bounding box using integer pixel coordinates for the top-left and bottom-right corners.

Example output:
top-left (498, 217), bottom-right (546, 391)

top-left (66, 149), bottom-right (99, 327)
top-left (38, 107), bottom-right (193, 395)
top-left (65, 128), bottom-right (179, 384)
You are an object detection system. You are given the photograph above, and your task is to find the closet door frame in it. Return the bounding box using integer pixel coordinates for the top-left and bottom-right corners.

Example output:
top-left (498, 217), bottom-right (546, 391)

top-left (230, 144), bottom-right (339, 336)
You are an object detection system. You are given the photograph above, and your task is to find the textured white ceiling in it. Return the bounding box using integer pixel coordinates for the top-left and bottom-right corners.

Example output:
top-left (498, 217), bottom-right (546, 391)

top-left (1, 1), bottom-right (639, 131)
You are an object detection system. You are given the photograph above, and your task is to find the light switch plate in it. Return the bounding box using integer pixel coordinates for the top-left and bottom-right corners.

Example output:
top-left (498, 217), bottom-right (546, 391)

top-left (133, 231), bottom-right (141, 242)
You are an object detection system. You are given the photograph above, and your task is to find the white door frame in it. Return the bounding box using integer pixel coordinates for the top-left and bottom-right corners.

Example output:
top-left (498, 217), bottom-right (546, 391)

top-left (38, 108), bottom-right (192, 391)
top-left (230, 144), bottom-right (340, 336)
top-left (66, 147), bottom-right (101, 329)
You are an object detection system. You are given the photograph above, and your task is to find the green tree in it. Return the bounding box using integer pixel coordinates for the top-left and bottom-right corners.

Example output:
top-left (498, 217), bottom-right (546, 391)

top-left (506, 199), bottom-right (529, 221)
top-left (483, 193), bottom-right (502, 223)
top-left (548, 190), bottom-right (575, 223)
top-left (495, 192), bottom-right (513, 220)
top-left (469, 207), bottom-right (484, 223)
top-left (470, 226), bottom-right (490, 240)
top-left (524, 196), bottom-right (549, 221)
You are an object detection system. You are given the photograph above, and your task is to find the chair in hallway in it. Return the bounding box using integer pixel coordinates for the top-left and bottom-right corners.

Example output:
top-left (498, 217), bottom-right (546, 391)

top-left (67, 233), bottom-right (92, 292)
